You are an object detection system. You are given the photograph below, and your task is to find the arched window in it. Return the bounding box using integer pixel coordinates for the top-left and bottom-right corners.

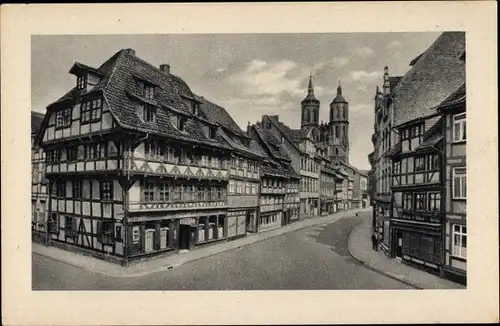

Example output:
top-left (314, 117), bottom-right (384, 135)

top-left (335, 125), bottom-right (340, 138)
top-left (305, 109), bottom-right (310, 122)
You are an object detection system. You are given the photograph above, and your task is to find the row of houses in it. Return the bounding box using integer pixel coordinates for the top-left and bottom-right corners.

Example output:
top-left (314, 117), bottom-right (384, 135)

top-left (369, 32), bottom-right (466, 284)
top-left (31, 48), bottom-right (367, 265)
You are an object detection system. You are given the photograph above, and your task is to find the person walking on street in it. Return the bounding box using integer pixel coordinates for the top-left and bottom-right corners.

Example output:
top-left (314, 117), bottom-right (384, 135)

top-left (374, 233), bottom-right (379, 251)
top-left (371, 233), bottom-right (377, 250)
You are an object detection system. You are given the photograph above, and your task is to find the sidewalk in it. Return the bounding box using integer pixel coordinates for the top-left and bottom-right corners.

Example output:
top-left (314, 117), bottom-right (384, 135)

top-left (33, 208), bottom-right (369, 278)
top-left (347, 216), bottom-right (465, 289)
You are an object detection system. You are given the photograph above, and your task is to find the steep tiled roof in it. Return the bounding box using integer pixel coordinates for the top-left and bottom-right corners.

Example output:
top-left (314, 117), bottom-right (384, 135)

top-left (196, 95), bottom-right (247, 138)
top-left (252, 124), bottom-right (290, 162)
top-left (31, 111), bottom-right (45, 134)
top-left (265, 115), bottom-right (304, 152)
top-left (47, 49), bottom-right (233, 150)
top-left (392, 32), bottom-right (465, 127)
top-left (70, 62), bottom-right (104, 76)
top-left (415, 135), bottom-right (443, 152)
top-left (437, 83), bottom-right (466, 111)
top-left (389, 76), bottom-right (402, 89)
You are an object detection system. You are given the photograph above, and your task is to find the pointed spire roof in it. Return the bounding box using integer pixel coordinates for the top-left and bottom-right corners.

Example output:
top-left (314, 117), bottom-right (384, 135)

top-left (302, 71), bottom-right (319, 103)
top-left (331, 81), bottom-right (347, 104)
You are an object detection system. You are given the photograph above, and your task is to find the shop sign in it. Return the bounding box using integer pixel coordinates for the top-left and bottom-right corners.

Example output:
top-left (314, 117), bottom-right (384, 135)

top-left (180, 218), bottom-right (196, 227)
top-left (132, 226), bottom-right (140, 244)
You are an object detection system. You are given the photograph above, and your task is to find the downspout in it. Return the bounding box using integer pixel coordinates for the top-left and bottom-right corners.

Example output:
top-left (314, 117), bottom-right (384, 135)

top-left (124, 132), bottom-right (149, 266)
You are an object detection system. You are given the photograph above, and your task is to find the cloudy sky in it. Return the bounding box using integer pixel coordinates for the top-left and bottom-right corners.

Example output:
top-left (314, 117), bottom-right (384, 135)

top-left (32, 32), bottom-right (441, 170)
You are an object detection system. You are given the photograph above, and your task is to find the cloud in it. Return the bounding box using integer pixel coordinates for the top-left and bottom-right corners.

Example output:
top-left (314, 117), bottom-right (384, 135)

top-left (229, 59), bottom-right (303, 97)
top-left (354, 46), bottom-right (375, 58)
top-left (348, 70), bottom-right (382, 82)
top-left (386, 40), bottom-right (403, 50)
top-left (312, 57), bottom-right (350, 72)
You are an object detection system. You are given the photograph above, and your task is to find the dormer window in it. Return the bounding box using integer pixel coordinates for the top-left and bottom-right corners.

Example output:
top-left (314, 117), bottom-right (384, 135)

top-left (77, 75), bottom-right (87, 89)
top-left (55, 107), bottom-right (72, 129)
top-left (142, 104), bottom-right (156, 122)
top-left (191, 101), bottom-right (200, 116)
top-left (281, 137), bottom-right (285, 145)
top-left (209, 126), bottom-right (217, 139)
top-left (143, 84), bottom-right (155, 100)
top-left (178, 117), bottom-right (186, 131)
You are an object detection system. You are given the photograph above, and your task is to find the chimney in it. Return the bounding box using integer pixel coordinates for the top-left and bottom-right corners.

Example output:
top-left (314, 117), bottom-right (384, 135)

top-left (160, 64), bottom-right (170, 74)
top-left (269, 115), bottom-right (279, 122)
top-left (123, 48), bottom-right (136, 56)
top-left (247, 121), bottom-right (251, 135)
top-left (383, 66), bottom-right (390, 95)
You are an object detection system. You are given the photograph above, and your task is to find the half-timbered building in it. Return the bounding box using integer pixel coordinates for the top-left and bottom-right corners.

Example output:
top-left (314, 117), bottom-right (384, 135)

top-left (36, 48), bottom-right (260, 264)
top-left (437, 83), bottom-right (467, 284)
top-left (198, 96), bottom-right (264, 236)
top-left (387, 32), bottom-right (465, 275)
top-left (249, 123), bottom-right (301, 229)
top-left (32, 111), bottom-right (49, 243)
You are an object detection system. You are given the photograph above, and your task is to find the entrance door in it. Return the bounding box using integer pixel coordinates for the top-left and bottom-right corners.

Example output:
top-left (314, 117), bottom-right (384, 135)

top-left (395, 230), bottom-right (403, 259)
top-left (179, 225), bottom-right (191, 250)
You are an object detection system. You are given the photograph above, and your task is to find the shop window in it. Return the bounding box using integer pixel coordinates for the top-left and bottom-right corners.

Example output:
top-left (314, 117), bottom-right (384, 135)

top-left (452, 167), bottom-right (467, 199)
top-left (452, 224), bottom-right (467, 258)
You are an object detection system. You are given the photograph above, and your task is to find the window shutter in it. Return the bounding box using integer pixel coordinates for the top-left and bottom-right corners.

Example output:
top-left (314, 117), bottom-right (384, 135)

top-left (96, 221), bottom-right (103, 242)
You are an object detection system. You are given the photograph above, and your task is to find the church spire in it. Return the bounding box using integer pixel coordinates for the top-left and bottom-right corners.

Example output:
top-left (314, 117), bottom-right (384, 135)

top-left (337, 81), bottom-right (342, 95)
top-left (308, 70), bottom-right (315, 96)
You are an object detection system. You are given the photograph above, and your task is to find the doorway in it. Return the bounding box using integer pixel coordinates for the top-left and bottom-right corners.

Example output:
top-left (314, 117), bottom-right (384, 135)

top-left (179, 225), bottom-right (191, 250)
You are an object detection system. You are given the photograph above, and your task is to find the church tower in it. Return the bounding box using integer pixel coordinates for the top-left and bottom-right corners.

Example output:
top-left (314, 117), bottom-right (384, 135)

top-left (301, 73), bottom-right (320, 129)
top-left (328, 82), bottom-right (349, 164)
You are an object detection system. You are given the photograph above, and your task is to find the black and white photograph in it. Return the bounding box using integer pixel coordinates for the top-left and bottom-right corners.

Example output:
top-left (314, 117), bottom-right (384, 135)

top-left (2, 2), bottom-right (498, 325)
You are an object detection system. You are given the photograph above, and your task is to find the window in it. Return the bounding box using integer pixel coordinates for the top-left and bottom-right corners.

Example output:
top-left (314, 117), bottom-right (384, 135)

top-left (401, 128), bottom-right (409, 141)
top-left (143, 84), bottom-right (155, 100)
top-left (178, 117), bottom-right (186, 131)
top-left (159, 183), bottom-right (170, 201)
top-left (393, 160), bottom-right (401, 175)
top-left (85, 144), bottom-right (100, 160)
top-left (81, 98), bottom-right (102, 124)
top-left (143, 182), bottom-right (155, 202)
top-left (335, 125), bottom-right (340, 138)
top-left (228, 181), bottom-right (235, 194)
top-left (453, 113), bottom-right (466, 142)
top-left (47, 213), bottom-right (58, 233)
top-left (209, 126), bottom-right (217, 139)
top-left (145, 140), bottom-right (162, 158)
top-left (427, 153), bottom-right (439, 170)
top-left (77, 75), bottom-right (87, 89)
top-left (56, 181), bottom-right (66, 198)
top-left (197, 185), bottom-right (204, 201)
top-left (67, 146), bottom-right (78, 161)
top-left (452, 224), bottom-right (467, 258)
top-left (428, 193), bottom-right (441, 212)
top-left (143, 104), bottom-right (156, 122)
top-left (55, 107), bottom-right (72, 128)
top-left (100, 181), bottom-right (113, 201)
top-left (65, 216), bottom-right (76, 236)
top-left (414, 156), bottom-right (425, 171)
top-left (98, 221), bottom-right (114, 245)
top-left (414, 193), bottom-right (426, 211)
top-left (402, 193), bottom-right (412, 210)
top-left (72, 180), bottom-right (82, 198)
top-left (452, 167), bottom-right (466, 199)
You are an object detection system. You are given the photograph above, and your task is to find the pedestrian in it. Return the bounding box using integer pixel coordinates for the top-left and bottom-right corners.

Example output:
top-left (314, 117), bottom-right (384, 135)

top-left (374, 233), bottom-right (379, 251)
top-left (371, 233), bottom-right (377, 250)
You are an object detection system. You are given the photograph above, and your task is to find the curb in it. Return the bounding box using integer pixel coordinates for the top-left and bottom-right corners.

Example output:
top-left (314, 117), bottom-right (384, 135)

top-left (346, 222), bottom-right (423, 290)
top-left (34, 209), bottom-right (368, 278)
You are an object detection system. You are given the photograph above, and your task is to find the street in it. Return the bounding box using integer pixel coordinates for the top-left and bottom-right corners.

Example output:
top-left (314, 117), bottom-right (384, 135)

top-left (32, 212), bottom-right (412, 290)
